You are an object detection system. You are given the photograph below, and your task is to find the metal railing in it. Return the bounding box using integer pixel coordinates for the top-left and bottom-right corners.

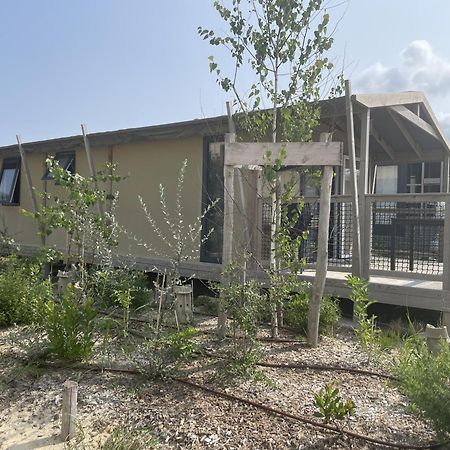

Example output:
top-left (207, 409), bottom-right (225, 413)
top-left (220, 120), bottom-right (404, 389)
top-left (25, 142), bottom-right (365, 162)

top-left (260, 193), bottom-right (450, 283)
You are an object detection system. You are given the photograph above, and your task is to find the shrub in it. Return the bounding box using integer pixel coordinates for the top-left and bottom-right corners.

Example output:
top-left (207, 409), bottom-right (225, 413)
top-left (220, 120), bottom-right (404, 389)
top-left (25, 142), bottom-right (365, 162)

top-left (313, 383), bottom-right (356, 424)
top-left (89, 268), bottom-right (150, 310)
top-left (0, 257), bottom-right (53, 327)
top-left (217, 276), bottom-right (265, 379)
top-left (284, 291), bottom-right (340, 336)
top-left (347, 275), bottom-right (378, 349)
top-left (40, 284), bottom-right (97, 361)
top-left (396, 337), bottom-right (450, 440)
top-left (163, 326), bottom-right (200, 360)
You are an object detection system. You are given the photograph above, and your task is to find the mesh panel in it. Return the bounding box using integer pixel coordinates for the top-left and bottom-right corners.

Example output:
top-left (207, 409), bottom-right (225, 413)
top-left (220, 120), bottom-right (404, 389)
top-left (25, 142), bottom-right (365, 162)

top-left (260, 199), bottom-right (354, 268)
top-left (261, 200), bottom-right (272, 261)
top-left (370, 201), bottom-right (444, 275)
top-left (301, 201), bottom-right (353, 267)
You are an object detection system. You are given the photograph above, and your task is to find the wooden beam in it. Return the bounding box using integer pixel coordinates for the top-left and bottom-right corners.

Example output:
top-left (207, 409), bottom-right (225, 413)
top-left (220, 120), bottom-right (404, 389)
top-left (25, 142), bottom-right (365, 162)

top-left (370, 125), bottom-right (395, 160)
top-left (389, 105), bottom-right (440, 141)
top-left (217, 131), bottom-right (235, 338)
top-left (420, 97), bottom-right (450, 154)
top-left (354, 92), bottom-right (425, 109)
top-left (224, 142), bottom-right (343, 167)
top-left (345, 80), bottom-right (362, 277)
top-left (388, 109), bottom-right (423, 159)
top-left (359, 109), bottom-right (371, 280)
top-left (443, 156), bottom-right (450, 193)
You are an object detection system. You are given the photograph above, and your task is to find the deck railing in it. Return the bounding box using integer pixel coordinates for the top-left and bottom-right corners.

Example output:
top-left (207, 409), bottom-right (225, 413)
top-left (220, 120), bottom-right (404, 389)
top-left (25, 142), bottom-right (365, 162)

top-left (292, 193), bottom-right (450, 284)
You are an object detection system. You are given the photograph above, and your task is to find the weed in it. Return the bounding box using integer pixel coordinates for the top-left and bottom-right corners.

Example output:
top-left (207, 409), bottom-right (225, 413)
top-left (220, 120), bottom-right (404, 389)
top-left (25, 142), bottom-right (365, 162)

top-left (216, 274), bottom-right (264, 379)
top-left (0, 257), bottom-right (53, 327)
top-left (101, 427), bottom-right (159, 450)
top-left (313, 383), bottom-right (356, 424)
top-left (347, 275), bottom-right (379, 349)
top-left (395, 337), bottom-right (450, 440)
top-left (40, 284), bottom-right (97, 361)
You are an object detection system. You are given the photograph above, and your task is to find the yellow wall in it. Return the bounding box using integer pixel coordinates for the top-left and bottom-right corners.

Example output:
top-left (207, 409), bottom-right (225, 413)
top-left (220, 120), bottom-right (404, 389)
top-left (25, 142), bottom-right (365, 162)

top-left (0, 136), bottom-right (206, 263)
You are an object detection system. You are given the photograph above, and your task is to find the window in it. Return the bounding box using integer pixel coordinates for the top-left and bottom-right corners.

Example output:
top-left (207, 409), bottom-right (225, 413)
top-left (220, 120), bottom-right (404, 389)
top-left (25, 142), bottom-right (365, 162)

top-left (42, 152), bottom-right (75, 180)
top-left (200, 136), bottom-right (224, 263)
top-left (0, 158), bottom-right (20, 205)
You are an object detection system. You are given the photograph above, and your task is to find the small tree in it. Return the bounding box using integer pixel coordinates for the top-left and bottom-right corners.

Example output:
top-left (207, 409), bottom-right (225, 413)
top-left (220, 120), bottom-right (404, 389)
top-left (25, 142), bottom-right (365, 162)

top-left (26, 158), bottom-right (123, 290)
top-left (136, 159), bottom-right (218, 322)
top-left (200, 0), bottom-right (342, 340)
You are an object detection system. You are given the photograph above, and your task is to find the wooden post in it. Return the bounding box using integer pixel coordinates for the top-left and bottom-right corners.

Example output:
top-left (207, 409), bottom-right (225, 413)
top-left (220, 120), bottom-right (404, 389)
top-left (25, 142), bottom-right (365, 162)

top-left (61, 380), bottom-right (78, 441)
top-left (443, 198), bottom-right (450, 329)
top-left (217, 115), bottom-right (236, 337)
top-left (359, 108), bottom-right (371, 280)
top-left (443, 155), bottom-right (450, 193)
top-left (443, 156), bottom-right (450, 328)
top-left (16, 135), bottom-right (38, 213)
top-left (16, 135), bottom-right (46, 247)
top-left (345, 80), bottom-right (362, 277)
top-left (307, 133), bottom-right (334, 348)
top-left (81, 124), bottom-right (104, 217)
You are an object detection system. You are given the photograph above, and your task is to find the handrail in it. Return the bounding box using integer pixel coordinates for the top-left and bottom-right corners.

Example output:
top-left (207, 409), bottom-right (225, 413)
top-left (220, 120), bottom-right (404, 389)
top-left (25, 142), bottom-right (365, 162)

top-left (366, 192), bottom-right (450, 202)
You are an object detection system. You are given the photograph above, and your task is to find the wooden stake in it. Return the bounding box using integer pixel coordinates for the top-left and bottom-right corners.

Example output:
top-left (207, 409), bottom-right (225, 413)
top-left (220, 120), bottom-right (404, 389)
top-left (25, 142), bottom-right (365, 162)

top-left (307, 133), bottom-right (334, 348)
top-left (345, 80), bottom-right (362, 277)
top-left (217, 102), bottom-right (236, 338)
top-left (218, 132), bottom-right (235, 338)
top-left (61, 380), bottom-right (78, 441)
top-left (81, 124), bottom-right (104, 217)
top-left (16, 135), bottom-right (46, 247)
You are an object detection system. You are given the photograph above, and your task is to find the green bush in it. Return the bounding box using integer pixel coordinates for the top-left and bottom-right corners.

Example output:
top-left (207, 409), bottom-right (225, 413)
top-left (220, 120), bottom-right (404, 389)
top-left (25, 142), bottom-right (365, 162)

top-left (284, 291), bottom-right (340, 336)
top-left (163, 326), bottom-right (200, 360)
top-left (41, 284), bottom-right (97, 361)
top-left (89, 268), bottom-right (150, 309)
top-left (0, 257), bottom-right (53, 327)
top-left (313, 383), bottom-right (356, 424)
top-left (396, 337), bottom-right (450, 440)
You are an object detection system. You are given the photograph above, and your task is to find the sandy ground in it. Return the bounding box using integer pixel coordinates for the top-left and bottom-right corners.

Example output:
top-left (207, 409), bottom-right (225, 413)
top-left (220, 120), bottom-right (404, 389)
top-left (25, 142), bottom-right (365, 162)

top-left (0, 315), bottom-right (438, 450)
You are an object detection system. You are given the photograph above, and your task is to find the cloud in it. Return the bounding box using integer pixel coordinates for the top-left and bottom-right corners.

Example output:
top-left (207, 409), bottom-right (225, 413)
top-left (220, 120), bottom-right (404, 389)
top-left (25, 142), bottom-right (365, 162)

top-left (354, 40), bottom-right (450, 137)
top-left (354, 40), bottom-right (450, 98)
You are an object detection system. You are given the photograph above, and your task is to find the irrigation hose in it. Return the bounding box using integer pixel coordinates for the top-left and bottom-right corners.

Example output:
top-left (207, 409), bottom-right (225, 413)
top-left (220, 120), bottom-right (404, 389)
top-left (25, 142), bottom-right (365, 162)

top-left (172, 376), bottom-right (441, 450)
top-left (33, 362), bottom-right (441, 449)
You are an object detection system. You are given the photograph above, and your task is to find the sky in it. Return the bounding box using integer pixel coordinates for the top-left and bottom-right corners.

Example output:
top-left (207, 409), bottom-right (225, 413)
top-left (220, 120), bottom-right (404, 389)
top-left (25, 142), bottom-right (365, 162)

top-left (1, 0), bottom-right (450, 146)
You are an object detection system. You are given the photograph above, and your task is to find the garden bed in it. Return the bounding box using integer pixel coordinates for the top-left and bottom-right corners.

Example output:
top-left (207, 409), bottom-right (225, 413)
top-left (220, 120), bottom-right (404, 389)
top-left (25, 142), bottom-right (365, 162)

top-left (0, 314), bottom-right (438, 450)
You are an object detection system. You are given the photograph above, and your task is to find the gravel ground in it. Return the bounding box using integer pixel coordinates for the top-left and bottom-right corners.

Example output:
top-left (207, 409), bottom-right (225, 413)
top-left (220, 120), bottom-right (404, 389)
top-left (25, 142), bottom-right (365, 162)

top-left (0, 315), bottom-right (438, 450)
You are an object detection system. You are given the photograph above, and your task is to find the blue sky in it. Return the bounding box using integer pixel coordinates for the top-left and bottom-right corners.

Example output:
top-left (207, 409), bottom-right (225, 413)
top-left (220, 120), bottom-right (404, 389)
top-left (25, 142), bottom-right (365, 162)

top-left (1, 0), bottom-right (450, 146)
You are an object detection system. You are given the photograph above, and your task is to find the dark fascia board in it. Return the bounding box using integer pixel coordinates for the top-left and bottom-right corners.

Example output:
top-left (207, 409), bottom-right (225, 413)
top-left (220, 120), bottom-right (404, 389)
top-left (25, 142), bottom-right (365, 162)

top-left (0, 97), bottom-right (350, 155)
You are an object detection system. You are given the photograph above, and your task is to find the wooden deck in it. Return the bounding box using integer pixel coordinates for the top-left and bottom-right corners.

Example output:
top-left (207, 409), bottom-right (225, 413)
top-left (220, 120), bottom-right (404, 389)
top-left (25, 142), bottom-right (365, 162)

top-left (300, 269), bottom-right (449, 313)
top-left (17, 245), bottom-right (450, 314)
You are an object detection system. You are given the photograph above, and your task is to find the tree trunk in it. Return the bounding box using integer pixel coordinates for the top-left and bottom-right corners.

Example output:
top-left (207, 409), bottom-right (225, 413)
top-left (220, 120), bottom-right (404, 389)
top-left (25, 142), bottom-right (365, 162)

top-left (308, 133), bottom-right (334, 348)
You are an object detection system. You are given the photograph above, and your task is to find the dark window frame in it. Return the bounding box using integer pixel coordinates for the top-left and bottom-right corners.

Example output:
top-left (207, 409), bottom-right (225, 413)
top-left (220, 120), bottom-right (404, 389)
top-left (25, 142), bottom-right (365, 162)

top-left (200, 135), bottom-right (224, 264)
top-left (42, 151), bottom-right (76, 181)
top-left (0, 157), bottom-right (21, 206)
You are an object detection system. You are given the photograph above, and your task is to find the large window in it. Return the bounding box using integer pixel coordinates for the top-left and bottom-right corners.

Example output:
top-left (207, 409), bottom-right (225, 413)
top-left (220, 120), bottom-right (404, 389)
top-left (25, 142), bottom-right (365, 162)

top-left (0, 158), bottom-right (20, 205)
top-left (42, 152), bottom-right (75, 180)
top-left (200, 136), bottom-right (224, 263)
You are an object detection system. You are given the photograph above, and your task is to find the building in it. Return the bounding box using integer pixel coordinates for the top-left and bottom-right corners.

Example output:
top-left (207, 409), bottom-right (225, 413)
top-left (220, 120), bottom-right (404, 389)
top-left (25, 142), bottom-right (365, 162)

top-left (0, 91), bottom-right (449, 322)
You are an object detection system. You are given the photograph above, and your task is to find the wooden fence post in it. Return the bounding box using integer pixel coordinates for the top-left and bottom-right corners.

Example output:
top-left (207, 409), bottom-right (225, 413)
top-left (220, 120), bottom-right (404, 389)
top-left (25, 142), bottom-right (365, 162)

top-left (217, 131), bottom-right (235, 338)
top-left (345, 80), bottom-right (362, 277)
top-left (61, 380), bottom-right (78, 441)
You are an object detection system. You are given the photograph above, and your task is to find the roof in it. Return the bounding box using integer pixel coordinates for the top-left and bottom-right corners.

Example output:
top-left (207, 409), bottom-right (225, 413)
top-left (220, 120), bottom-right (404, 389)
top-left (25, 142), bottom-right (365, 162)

top-left (0, 92), bottom-right (448, 162)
